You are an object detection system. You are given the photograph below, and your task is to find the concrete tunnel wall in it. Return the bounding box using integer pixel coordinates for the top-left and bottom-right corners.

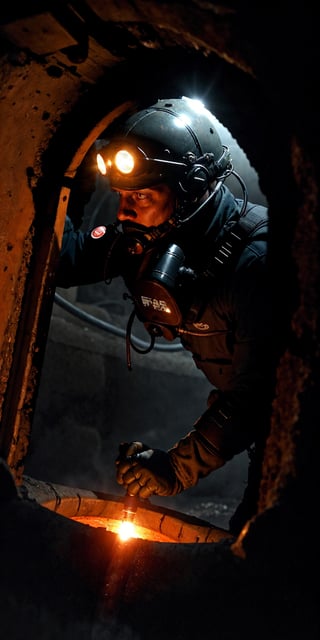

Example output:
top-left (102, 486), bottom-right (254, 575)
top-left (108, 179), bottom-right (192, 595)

top-left (0, 3), bottom-right (319, 638)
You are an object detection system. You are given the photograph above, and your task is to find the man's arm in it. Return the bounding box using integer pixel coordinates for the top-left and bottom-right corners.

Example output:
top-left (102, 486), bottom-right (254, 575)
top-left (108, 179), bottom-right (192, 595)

top-left (56, 216), bottom-right (121, 288)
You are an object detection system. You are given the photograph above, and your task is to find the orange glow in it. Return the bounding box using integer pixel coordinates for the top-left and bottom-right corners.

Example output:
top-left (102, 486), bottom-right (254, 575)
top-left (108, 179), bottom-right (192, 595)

top-left (118, 519), bottom-right (137, 542)
top-left (71, 515), bottom-right (174, 541)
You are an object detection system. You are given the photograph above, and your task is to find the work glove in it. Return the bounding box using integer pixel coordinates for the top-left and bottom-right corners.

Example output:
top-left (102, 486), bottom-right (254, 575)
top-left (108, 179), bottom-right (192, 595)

top-left (116, 441), bottom-right (177, 498)
top-left (115, 431), bottom-right (225, 499)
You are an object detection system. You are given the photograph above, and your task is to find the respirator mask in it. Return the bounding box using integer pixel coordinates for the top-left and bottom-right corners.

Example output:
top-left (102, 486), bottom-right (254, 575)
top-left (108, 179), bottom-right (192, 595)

top-left (129, 242), bottom-right (196, 342)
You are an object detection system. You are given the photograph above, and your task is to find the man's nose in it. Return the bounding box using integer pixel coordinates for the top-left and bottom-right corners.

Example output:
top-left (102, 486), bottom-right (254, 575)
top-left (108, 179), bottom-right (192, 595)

top-left (119, 192), bottom-right (135, 206)
top-left (117, 193), bottom-right (136, 219)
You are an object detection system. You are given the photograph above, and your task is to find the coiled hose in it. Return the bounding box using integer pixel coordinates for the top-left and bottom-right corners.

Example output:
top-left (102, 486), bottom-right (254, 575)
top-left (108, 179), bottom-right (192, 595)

top-left (54, 292), bottom-right (183, 353)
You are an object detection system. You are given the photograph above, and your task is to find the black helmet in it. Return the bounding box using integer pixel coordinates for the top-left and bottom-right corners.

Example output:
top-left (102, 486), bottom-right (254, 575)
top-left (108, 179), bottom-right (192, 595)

top-left (98, 97), bottom-right (232, 205)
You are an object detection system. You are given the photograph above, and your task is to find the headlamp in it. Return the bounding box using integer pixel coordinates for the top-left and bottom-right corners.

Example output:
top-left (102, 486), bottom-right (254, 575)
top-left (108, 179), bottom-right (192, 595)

top-left (114, 149), bottom-right (135, 174)
top-left (96, 144), bottom-right (146, 182)
top-left (97, 148), bottom-right (136, 176)
top-left (96, 152), bottom-right (107, 175)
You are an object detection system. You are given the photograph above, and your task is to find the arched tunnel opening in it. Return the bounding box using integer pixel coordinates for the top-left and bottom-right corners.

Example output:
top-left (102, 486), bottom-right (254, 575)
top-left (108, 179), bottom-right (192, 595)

top-left (23, 70), bottom-right (271, 534)
top-left (28, 50), bottom-right (295, 523)
top-left (0, 4), bottom-right (319, 639)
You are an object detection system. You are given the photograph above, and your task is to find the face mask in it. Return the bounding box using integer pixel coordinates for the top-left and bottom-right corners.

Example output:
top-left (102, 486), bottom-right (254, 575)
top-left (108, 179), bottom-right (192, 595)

top-left (130, 243), bottom-right (194, 341)
top-left (120, 217), bottom-right (178, 256)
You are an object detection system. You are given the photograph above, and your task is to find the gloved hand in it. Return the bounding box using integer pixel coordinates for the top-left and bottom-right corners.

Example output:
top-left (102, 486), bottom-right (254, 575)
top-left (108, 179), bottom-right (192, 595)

top-left (115, 441), bottom-right (178, 498)
top-left (115, 431), bottom-right (226, 499)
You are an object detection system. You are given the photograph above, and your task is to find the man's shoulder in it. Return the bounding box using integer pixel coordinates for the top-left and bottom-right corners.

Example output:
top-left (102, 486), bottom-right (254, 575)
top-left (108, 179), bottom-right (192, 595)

top-left (237, 201), bottom-right (269, 239)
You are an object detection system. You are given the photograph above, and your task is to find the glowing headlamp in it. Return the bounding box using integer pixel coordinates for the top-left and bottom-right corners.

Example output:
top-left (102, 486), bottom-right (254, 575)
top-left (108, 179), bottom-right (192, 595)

top-left (96, 152), bottom-right (107, 175)
top-left (114, 149), bottom-right (135, 174)
top-left (96, 147), bottom-right (136, 177)
top-left (96, 139), bottom-right (189, 189)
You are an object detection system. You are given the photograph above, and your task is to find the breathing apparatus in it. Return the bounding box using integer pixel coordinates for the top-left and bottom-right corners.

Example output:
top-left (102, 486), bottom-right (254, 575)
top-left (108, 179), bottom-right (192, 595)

top-left (96, 97), bottom-right (248, 364)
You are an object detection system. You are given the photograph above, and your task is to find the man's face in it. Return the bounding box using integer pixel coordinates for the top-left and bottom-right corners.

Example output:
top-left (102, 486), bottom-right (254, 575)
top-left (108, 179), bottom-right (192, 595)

top-left (115, 183), bottom-right (175, 228)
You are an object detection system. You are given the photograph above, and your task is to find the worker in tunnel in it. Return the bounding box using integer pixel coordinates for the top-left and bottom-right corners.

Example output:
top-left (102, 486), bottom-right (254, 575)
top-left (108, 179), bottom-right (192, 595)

top-left (56, 96), bottom-right (286, 536)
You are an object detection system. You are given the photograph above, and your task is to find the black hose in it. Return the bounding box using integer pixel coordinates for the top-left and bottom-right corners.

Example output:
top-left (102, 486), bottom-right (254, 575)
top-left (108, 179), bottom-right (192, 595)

top-left (54, 292), bottom-right (183, 352)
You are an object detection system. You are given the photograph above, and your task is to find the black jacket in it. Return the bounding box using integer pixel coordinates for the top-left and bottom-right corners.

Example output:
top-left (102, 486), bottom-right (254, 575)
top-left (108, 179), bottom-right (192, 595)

top-left (56, 185), bottom-right (276, 462)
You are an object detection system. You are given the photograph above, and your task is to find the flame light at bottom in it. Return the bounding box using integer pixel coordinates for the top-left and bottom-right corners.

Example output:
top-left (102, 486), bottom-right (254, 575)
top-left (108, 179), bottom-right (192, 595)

top-left (71, 515), bottom-right (179, 542)
top-left (118, 519), bottom-right (138, 541)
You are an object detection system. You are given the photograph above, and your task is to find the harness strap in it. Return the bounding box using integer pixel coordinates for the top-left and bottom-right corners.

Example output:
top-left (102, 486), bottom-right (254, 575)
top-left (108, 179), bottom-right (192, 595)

top-left (186, 204), bottom-right (268, 324)
top-left (203, 204), bottom-right (267, 280)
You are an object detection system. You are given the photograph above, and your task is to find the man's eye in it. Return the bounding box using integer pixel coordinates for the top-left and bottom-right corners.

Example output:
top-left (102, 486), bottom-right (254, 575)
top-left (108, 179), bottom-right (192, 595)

top-left (136, 192), bottom-right (147, 200)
